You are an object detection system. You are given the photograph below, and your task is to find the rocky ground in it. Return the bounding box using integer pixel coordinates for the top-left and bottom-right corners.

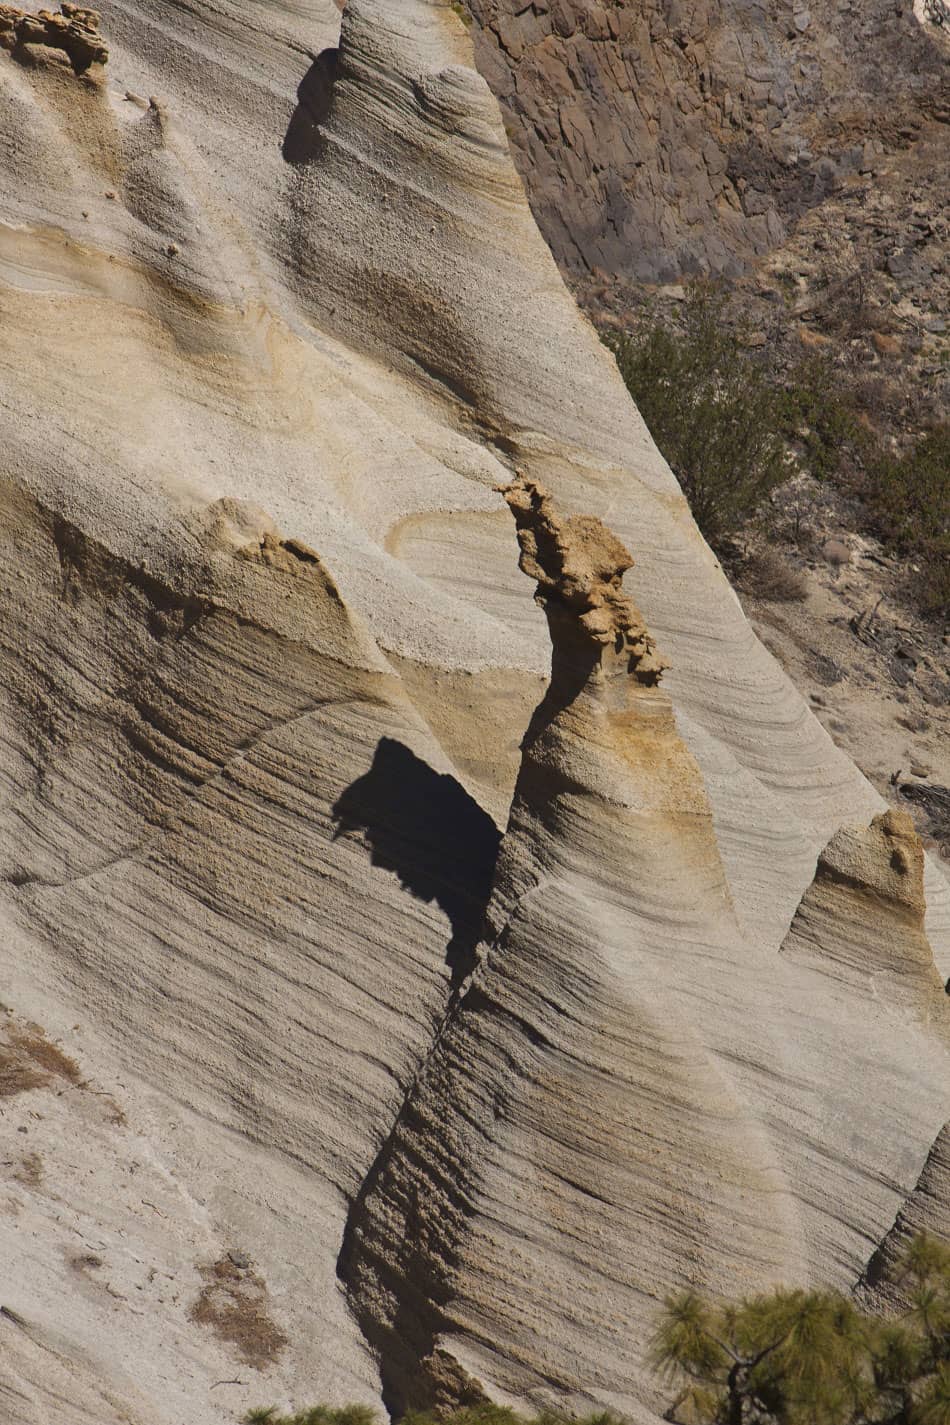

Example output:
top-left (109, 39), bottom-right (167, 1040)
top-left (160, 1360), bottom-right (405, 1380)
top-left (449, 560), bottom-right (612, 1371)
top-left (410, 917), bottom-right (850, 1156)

top-left (736, 489), bottom-right (950, 865)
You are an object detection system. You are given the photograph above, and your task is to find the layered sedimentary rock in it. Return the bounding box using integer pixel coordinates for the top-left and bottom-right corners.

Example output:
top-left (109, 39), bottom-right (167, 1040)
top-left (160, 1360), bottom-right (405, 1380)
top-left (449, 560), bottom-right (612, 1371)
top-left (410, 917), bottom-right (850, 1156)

top-left (781, 807), bottom-right (949, 1021)
top-left (860, 1123), bottom-right (950, 1312)
top-left (342, 481), bottom-right (807, 1417)
top-left (341, 483), bottom-right (950, 1416)
top-left (1, 2), bottom-right (950, 1422)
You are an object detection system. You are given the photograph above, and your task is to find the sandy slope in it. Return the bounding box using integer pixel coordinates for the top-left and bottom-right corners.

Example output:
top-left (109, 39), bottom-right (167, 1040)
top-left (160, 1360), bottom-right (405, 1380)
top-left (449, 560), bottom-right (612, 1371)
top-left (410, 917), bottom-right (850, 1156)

top-left (1, 3), bottom-right (949, 1421)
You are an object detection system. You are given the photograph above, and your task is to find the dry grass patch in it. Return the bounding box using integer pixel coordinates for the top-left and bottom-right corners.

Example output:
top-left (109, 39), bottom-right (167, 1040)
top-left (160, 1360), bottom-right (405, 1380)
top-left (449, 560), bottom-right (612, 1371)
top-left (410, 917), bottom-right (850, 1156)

top-left (12, 1151), bottom-right (44, 1188)
top-left (0, 1020), bottom-right (82, 1098)
top-left (736, 546), bottom-right (809, 603)
top-left (0, 1015), bottom-right (127, 1127)
top-left (189, 1256), bottom-right (287, 1370)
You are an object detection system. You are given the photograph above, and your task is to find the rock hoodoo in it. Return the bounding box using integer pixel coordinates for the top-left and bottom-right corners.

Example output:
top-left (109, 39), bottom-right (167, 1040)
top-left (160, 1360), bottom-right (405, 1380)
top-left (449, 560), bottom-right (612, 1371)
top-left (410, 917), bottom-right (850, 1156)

top-left (341, 482), bottom-right (806, 1417)
top-left (500, 473), bottom-right (668, 684)
top-left (781, 807), bottom-right (949, 1021)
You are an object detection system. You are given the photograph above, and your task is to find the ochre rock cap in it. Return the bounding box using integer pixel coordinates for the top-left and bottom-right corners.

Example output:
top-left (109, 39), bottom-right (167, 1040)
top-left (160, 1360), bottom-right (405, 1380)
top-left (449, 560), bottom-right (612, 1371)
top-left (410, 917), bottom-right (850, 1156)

top-left (0, 3), bottom-right (108, 74)
top-left (499, 472), bottom-right (668, 685)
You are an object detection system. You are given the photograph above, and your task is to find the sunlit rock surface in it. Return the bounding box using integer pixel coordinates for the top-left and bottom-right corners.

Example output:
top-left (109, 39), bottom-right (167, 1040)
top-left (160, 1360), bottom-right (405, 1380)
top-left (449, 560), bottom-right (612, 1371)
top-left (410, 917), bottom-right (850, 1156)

top-left (1, 3), bottom-right (949, 1422)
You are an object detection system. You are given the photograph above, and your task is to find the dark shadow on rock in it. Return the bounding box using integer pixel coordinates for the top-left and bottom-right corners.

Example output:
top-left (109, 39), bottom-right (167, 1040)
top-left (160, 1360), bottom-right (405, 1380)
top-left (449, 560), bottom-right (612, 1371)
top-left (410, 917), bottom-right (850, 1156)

top-left (332, 737), bottom-right (501, 989)
top-left (282, 47), bottom-right (339, 164)
top-left (334, 741), bottom-right (503, 1412)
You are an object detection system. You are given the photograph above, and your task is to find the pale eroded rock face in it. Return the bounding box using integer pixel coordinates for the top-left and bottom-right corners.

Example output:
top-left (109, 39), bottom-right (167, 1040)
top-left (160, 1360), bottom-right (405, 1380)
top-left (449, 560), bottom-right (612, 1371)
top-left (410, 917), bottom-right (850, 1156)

top-left (340, 484), bottom-right (950, 1417)
top-left (861, 1123), bottom-right (950, 1310)
top-left (1, 3), bottom-right (949, 1423)
top-left (341, 483), bottom-right (807, 1417)
top-left (781, 808), bottom-right (949, 1020)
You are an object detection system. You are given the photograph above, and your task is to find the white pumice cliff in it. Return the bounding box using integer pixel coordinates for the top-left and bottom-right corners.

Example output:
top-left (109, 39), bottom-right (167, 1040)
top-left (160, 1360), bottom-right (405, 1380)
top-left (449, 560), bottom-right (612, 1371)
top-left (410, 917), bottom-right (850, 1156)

top-left (0, 4), bottom-right (949, 1423)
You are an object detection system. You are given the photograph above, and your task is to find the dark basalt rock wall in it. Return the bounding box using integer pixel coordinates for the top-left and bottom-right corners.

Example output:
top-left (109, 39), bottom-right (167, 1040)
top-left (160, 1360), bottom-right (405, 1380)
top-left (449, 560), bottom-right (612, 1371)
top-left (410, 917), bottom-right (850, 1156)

top-left (463, 0), bottom-right (948, 281)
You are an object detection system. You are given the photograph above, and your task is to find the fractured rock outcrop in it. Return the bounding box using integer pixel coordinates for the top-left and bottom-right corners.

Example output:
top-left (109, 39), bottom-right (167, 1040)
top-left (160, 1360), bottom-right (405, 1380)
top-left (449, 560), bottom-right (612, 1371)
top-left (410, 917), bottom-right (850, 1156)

top-left (462, 0), bottom-right (947, 281)
top-left (0, 3), bottom-right (107, 73)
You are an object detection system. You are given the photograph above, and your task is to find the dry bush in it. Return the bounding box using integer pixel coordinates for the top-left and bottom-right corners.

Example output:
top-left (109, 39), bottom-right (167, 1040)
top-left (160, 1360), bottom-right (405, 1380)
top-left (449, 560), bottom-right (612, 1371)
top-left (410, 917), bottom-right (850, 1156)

top-left (0, 1016), bottom-right (126, 1127)
top-left (15, 1025), bottom-right (82, 1084)
top-left (815, 268), bottom-right (875, 342)
top-left (737, 547), bottom-right (808, 602)
top-left (69, 1252), bottom-right (104, 1272)
top-left (0, 1048), bottom-right (47, 1098)
top-left (190, 1257), bottom-right (287, 1370)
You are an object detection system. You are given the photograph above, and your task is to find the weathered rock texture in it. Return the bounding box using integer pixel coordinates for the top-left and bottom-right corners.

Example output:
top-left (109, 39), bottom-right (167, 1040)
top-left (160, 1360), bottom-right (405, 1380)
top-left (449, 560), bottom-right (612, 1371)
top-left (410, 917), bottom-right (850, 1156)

top-left (341, 483), bottom-right (950, 1417)
top-left (781, 808), bottom-right (950, 1021)
top-left (0, 2), bottom-right (107, 73)
top-left (463, 0), bottom-right (949, 280)
top-left (341, 483), bottom-right (806, 1416)
top-left (860, 1121), bottom-right (950, 1311)
top-left (1, 2), bottom-right (949, 1423)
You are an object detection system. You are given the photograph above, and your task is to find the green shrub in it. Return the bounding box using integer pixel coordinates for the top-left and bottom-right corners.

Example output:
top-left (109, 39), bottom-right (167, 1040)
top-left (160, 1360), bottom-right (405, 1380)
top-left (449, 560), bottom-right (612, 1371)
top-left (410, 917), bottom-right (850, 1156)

top-left (778, 356), bottom-right (862, 482)
top-left (652, 1231), bottom-right (950, 1425)
top-left (245, 1407), bottom-right (619, 1425)
top-left (244, 1409), bottom-right (378, 1425)
top-left (608, 287), bottom-right (789, 544)
top-left (609, 289), bottom-right (947, 619)
top-left (862, 425), bottom-right (950, 615)
top-left (403, 1409), bottom-right (520, 1425)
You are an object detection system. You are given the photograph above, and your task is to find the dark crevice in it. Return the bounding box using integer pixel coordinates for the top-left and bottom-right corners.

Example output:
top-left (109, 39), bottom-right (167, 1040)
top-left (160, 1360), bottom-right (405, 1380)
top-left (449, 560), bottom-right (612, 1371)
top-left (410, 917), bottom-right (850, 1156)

top-left (335, 966), bottom-right (554, 1416)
